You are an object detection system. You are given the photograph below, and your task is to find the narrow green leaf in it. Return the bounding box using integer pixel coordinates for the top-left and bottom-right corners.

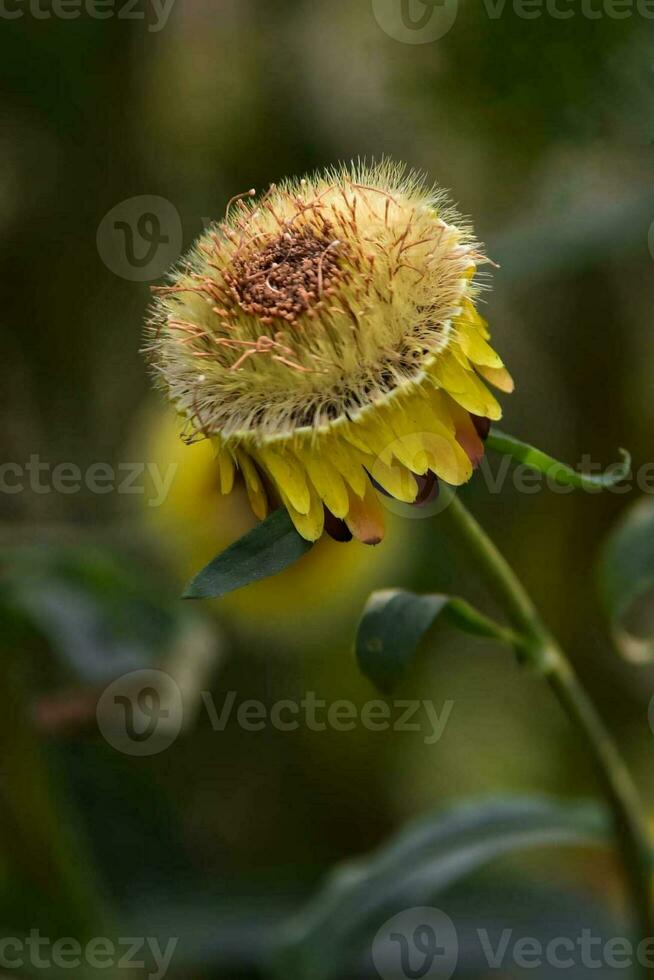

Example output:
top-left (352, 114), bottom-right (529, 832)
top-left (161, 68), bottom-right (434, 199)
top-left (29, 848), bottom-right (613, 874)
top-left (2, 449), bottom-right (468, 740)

top-left (184, 508), bottom-right (313, 600)
top-left (487, 428), bottom-right (631, 490)
top-left (598, 497), bottom-right (654, 662)
top-left (270, 796), bottom-right (608, 980)
top-left (356, 588), bottom-right (515, 693)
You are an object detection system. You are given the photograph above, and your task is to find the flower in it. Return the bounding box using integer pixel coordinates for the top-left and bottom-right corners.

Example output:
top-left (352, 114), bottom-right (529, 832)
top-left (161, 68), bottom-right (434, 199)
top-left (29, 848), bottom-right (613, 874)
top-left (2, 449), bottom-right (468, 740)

top-left (138, 406), bottom-right (412, 638)
top-left (145, 161), bottom-right (513, 544)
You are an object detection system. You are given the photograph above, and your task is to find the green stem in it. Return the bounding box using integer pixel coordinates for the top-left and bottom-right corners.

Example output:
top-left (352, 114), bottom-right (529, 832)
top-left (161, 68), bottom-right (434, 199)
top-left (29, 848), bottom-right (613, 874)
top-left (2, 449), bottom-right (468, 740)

top-left (445, 491), bottom-right (654, 957)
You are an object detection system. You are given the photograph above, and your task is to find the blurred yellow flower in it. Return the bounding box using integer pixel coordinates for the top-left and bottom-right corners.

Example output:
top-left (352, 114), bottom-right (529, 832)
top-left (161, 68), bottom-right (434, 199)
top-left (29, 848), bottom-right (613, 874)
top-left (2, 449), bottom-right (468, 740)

top-left (140, 408), bottom-right (411, 634)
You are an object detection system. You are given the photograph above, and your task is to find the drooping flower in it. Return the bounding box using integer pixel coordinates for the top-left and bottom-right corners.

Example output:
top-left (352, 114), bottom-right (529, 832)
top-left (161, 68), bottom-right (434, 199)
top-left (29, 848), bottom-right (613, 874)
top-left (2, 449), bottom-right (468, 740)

top-left (145, 161), bottom-right (513, 544)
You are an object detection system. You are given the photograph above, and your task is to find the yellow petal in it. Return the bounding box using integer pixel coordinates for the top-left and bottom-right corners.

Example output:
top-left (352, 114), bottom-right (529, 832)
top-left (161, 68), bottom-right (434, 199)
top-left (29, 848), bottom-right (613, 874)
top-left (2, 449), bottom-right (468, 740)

top-left (450, 345), bottom-right (474, 371)
top-left (236, 450), bottom-right (268, 521)
top-left (445, 397), bottom-right (485, 467)
top-left (391, 390), bottom-right (457, 444)
top-left (431, 353), bottom-right (502, 420)
top-left (324, 434), bottom-right (369, 498)
top-left (342, 409), bottom-right (397, 458)
top-left (392, 435), bottom-right (429, 475)
top-left (216, 449), bottom-right (235, 494)
top-left (345, 481), bottom-right (385, 545)
top-left (407, 430), bottom-right (473, 484)
top-left (281, 484), bottom-right (324, 542)
top-left (430, 349), bottom-right (473, 392)
top-left (363, 451), bottom-right (418, 503)
top-left (300, 452), bottom-right (349, 519)
top-left (476, 364), bottom-right (515, 393)
top-left (457, 325), bottom-right (504, 369)
top-left (459, 298), bottom-right (490, 339)
top-left (376, 395), bottom-right (463, 481)
top-left (456, 373), bottom-right (502, 421)
top-left (256, 446), bottom-right (311, 515)
top-left (426, 389), bottom-right (459, 433)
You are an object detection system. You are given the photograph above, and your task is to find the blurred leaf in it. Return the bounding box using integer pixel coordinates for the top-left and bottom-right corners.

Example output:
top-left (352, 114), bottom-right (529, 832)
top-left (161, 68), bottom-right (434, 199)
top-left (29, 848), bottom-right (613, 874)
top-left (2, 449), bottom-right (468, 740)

top-left (125, 886), bottom-right (301, 976)
top-left (487, 429), bottom-right (631, 491)
top-left (419, 875), bottom-right (622, 980)
top-left (598, 497), bottom-right (654, 663)
top-left (355, 589), bottom-right (516, 693)
top-left (271, 797), bottom-right (609, 980)
top-left (0, 545), bottom-right (182, 683)
top-left (183, 508), bottom-right (313, 600)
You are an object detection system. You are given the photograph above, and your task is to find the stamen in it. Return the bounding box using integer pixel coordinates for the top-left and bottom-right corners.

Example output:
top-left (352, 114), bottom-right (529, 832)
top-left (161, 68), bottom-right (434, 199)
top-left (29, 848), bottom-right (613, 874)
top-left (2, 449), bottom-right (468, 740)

top-left (225, 188), bottom-right (256, 222)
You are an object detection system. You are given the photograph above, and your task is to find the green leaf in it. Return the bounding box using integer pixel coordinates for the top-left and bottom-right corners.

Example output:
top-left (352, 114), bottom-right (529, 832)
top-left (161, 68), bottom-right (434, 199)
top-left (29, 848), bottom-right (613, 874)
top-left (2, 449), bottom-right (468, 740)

top-left (270, 796), bottom-right (609, 980)
top-left (598, 496), bottom-right (654, 662)
top-left (0, 545), bottom-right (181, 683)
top-left (125, 888), bottom-right (298, 975)
top-left (355, 588), bottom-right (516, 693)
top-left (487, 428), bottom-right (631, 491)
top-left (183, 508), bottom-right (313, 600)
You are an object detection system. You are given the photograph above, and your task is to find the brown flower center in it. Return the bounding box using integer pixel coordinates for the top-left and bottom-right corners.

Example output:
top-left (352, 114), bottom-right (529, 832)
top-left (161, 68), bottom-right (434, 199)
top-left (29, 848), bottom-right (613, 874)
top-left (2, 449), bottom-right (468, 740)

top-left (225, 224), bottom-right (346, 324)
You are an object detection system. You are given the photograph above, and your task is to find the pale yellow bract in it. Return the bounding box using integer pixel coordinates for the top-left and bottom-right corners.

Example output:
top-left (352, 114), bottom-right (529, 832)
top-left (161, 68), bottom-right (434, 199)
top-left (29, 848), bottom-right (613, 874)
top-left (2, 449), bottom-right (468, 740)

top-left (145, 161), bottom-right (513, 544)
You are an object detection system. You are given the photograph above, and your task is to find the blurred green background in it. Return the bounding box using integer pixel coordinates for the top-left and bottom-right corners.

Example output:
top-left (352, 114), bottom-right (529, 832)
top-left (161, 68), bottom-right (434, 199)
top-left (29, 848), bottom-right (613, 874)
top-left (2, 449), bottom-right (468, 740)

top-left (2, 0), bottom-right (654, 976)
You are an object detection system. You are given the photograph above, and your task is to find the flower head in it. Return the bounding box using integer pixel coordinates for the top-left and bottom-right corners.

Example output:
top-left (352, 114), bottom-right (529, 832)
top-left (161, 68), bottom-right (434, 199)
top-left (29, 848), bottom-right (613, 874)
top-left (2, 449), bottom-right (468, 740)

top-left (145, 161), bottom-right (513, 544)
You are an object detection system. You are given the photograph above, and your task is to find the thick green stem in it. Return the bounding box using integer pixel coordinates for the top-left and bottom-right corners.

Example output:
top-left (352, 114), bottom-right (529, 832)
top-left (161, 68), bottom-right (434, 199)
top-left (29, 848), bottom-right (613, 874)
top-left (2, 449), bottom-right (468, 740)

top-left (445, 492), bottom-right (654, 956)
